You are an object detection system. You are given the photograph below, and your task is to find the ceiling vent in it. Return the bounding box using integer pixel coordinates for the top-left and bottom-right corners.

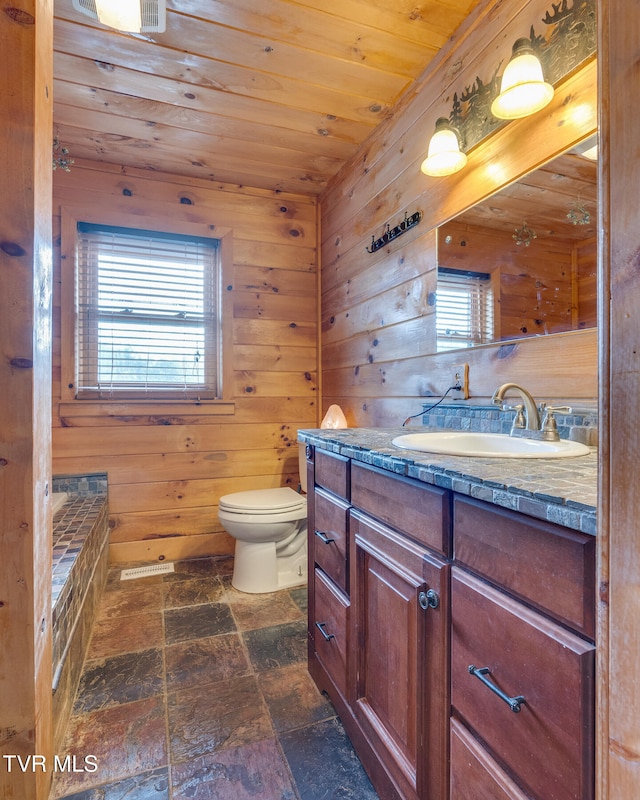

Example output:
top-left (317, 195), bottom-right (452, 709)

top-left (71, 0), bottom-right (166, 33)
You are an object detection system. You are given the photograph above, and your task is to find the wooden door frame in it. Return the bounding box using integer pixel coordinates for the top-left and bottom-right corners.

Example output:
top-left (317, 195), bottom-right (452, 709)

top-left (596, 0), bottom-right (640, 796)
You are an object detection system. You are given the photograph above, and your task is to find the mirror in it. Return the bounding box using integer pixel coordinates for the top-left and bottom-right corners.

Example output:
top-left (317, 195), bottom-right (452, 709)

top-left (436, 137), bottom-right (597, 351)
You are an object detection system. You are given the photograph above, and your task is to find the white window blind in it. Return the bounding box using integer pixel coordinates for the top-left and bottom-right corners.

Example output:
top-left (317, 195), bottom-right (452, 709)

top-left (76, 223), bottom-right (221, 400)
top-left (436, 268), bottom-right (494, 351)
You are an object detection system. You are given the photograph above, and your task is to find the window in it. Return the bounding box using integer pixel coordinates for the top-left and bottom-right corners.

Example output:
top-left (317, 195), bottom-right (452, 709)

top-left (75, 223), bottom-right (222, 400)
top-left (436, 268), bottom-right (494, 351)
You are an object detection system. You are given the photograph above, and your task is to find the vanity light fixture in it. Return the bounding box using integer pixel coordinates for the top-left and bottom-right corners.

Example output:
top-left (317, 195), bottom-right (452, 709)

top-left (491, 38), bottom-right (554, 120)
top-left (420, 118), bottom-right (467, 177)
top-left (71, 0), bottom-right (166, 33)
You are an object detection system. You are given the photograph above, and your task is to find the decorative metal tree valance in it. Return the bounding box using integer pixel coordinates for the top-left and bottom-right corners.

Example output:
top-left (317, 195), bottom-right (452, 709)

top-left (449, 0), bottom-right (596, 152)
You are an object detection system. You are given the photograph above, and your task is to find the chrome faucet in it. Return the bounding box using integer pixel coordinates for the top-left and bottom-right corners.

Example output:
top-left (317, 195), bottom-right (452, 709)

top-left (492, 382), bottom-right (541, 431)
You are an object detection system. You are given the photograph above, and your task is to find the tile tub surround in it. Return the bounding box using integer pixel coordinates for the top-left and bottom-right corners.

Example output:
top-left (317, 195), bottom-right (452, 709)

top-left (51, 557), bottom-right (378, 800)
top-left (52, 478), bottom-right (109, 755)
top-left (53, 471), bottom-right (109, 497)
top-left (298, 427), bottom-right (597, 536)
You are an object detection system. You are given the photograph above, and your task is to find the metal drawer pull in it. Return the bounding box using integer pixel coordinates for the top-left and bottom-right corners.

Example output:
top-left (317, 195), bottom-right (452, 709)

top-left (315, 622), bottom-right (335, 642)
top-left (314, 529), bottom-right (335, 544)
top-left (418, 589), bottom-right (440, 610)
top-left (468, 665), bottom-right (526, 713)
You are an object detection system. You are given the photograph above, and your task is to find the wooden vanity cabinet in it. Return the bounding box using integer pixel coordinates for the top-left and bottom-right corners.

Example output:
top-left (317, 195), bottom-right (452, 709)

top-left (306, 447), bottom-right (596, 800)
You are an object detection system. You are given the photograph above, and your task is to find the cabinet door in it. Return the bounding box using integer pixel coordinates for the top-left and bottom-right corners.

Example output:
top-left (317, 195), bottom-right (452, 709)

top-left (451, 567), bottom-right (594, 800)
top-left (351, 509), bottom-right (449, 800)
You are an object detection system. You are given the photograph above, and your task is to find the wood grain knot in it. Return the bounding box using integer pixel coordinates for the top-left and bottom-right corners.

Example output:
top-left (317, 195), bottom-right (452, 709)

top-left (1, 241), bottom-right (27, 257)
top-left (10, 357), bottom-right (33, 369)
top-left (4, 7), bottom-right (34, 24)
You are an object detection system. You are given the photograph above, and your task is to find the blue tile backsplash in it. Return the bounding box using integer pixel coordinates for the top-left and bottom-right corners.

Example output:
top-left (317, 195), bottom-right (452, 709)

top-left (419, 403), bottom-right (598, 446)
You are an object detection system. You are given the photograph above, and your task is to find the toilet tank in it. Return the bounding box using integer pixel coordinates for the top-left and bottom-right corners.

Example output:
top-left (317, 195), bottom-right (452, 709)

top-left (298, 441), bottom-right (308, 493)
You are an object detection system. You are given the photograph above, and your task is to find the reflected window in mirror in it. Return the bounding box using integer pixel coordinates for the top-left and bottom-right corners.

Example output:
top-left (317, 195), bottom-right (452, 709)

top-left (436, 136), bottom-right (597, 351)
top-left (436, 268), bottom-right (494, 351)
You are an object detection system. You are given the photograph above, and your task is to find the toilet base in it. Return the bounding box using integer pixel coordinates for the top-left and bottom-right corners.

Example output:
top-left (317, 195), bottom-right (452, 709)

top-left (231, 536), bottom-right (307, 594)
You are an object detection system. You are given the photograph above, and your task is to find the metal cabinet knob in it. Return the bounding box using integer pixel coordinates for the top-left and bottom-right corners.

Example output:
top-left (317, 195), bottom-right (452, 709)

top-left (418, 589), bottom-right (439, 610)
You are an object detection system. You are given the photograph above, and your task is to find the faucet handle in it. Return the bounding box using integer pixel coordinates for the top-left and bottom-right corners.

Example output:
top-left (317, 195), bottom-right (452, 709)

top-left (500, 403), bottom-right (526, 429)
top-left (543, 405), bottom-right (572, 415)
top-left (540, 406), bottom-right (572, 440)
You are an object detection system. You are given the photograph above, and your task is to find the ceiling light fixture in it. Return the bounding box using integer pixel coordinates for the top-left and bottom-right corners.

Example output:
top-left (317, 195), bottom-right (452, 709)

top-left (491, 38), bottom-right (554, 120)
top-left (71, 0), bottom-right (166, 33)
top-left (420, 118), bottom-right (467, 177)
top-left (95, 0), bottom-right (141, 32)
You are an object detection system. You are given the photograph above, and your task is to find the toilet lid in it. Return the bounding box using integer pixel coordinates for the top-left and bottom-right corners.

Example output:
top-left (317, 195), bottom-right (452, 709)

top-left (219, 487), bottom-right (305, 514)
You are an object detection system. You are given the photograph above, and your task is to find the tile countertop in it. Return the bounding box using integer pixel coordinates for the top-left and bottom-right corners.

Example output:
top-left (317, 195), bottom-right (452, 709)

top-left (297, 428), bottom-right (597, 537)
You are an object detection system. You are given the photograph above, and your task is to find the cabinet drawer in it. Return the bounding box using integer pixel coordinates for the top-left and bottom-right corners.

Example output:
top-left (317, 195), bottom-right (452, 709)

top-left (453, 496), bottom-right (595, 639)
top-left (312, 488), bottom-right (350, 593)
top-left (451, 568), bottom-right (594, 800)
top-left (450, 718), bottom-right (530, 800)
top-left (351, 462), bottom-right (451, 557)
top-left (314, 449), bottom-right (350, 500)
top-left (313, 568), bottom-right (349, 698)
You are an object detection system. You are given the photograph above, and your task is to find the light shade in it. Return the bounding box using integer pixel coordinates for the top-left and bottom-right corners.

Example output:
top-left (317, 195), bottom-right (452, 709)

top-left (491, 39), bottom-right (554, 120)
top-left (321, 404), bottom-right (348, 429)
top-left (420, 118), bottom-right (467, 177)
top-left (95, 0), bottom-right (141, 31)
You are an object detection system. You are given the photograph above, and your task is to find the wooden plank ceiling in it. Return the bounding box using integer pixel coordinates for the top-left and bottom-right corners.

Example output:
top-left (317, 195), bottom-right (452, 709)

top-left (53, 0), bottom-right (481, 195)
top-left (455, 149), bottom-right (598, 243)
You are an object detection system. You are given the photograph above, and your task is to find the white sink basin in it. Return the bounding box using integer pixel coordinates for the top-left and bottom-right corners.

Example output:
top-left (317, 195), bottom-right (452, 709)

top-left (391, 431), bottom-right (590, 459)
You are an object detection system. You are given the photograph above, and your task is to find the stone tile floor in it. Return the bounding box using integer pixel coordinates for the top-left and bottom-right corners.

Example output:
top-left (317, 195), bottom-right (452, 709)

top-left (52, 556), bottom-right (378, 800)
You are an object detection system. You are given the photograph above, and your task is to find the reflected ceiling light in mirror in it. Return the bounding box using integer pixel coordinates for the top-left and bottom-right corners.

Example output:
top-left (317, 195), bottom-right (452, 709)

top-left (574, 133), bottom-right (598, 161)
top-left (567, 200), bottom-right (591, 225)
top-left (421, 118), bottom-right (467, 177)
top-left (491, 39), bottom-right (554, 120)
top-left (513, 221), bottom-right (537, 247)
top-left (579, 144), bottom-right (598, 160)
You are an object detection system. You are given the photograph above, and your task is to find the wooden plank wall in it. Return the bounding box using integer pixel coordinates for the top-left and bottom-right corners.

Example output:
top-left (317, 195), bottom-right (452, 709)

top-left (438, 220), bottom-right (581, 340)
top-left (576, 238), bottom-right (598, 330)
top-left (52, 163), bottom-right (318, 563)
top-left (319, 0), bottom-right (598, 428)
top-left (0, 1), bottom-right (53, 798)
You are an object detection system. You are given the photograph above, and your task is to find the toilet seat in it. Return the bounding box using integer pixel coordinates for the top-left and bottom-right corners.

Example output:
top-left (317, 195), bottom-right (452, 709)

top-left (219, 487), bottom-right (305, 516)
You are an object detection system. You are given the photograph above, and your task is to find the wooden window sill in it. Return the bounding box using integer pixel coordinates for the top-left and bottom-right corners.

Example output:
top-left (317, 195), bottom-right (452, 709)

top-left (58, 401), bottom-right (236, 419)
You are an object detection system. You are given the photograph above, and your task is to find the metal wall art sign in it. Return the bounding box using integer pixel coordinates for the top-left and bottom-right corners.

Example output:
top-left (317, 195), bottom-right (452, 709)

top-left (366, 211), bottom-right (423, 253)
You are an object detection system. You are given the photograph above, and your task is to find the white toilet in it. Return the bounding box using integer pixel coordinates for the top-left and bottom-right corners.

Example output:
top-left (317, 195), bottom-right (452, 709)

top-left (218, 443), bottom-right (308, 593)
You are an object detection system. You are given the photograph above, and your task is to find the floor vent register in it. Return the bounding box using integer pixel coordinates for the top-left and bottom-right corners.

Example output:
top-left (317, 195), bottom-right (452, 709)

top-left (120, 562), bottom-right (175, 581)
